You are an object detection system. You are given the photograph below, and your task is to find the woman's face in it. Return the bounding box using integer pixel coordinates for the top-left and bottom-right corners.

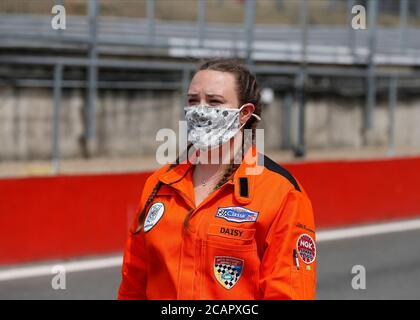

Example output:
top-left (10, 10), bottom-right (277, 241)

top-left (187, 70), bottom-right (255, 124)
top-left (188, 70), bottom-right (239, 108)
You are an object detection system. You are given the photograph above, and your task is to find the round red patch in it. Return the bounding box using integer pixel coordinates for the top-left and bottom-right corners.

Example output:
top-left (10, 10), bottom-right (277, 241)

top-left (296, 234), bottom-right (316, 264)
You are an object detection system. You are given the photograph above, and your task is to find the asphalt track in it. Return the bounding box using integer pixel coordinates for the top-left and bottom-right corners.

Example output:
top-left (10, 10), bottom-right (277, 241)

top-left (1, 227), bottom-right (420, 300)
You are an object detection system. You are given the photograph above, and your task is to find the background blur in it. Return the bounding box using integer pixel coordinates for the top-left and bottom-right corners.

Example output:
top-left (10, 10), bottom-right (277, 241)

top-left (0, 0), bottom-right (420, 300)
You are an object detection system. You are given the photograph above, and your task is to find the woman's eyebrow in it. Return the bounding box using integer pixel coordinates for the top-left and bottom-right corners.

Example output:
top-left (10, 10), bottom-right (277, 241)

top-left (206, 94), bottom-right (225, 99)
top-left (187, 93), bottom-right (225, 100)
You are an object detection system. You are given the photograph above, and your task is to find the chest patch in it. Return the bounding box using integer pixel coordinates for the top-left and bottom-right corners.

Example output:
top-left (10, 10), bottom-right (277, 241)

top-left (144, 202), bottom-right (165, 232)
top-left (214, 256), bottom-right (244, 289)
top-left (215, 206), bottom-right (259, 223)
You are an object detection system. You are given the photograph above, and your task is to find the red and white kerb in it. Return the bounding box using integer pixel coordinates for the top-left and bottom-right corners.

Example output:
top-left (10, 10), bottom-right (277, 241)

top-left (296, 234), bottom-right (316, 264)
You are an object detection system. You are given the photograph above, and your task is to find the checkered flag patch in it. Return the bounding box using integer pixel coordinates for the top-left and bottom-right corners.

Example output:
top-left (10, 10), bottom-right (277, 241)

top-left (213, 256), bottom-right (244, 289)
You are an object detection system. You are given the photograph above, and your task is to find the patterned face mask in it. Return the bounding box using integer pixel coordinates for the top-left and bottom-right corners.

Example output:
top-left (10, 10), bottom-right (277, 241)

top-left (184, 104), bottom-right (261, 150)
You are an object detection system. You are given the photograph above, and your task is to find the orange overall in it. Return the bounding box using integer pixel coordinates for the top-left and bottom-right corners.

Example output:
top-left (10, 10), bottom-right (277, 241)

top-left (118, 145), bottom-right (316, 300)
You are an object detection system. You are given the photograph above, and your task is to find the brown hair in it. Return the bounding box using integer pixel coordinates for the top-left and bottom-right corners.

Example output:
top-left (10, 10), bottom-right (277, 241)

top-left (197, 58), bottom-right (262, 133)
top-left (132, 58), bottom-right (262, 233)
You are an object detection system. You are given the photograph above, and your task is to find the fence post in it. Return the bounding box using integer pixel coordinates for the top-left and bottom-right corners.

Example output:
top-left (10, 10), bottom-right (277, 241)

top-left (52, 63), bottom-right (63, 173)
top-left (364, 0), bottom-right (377, 136)
top-left (282, 92), bottom-right (293, 149)
top-left (147, 0), bottom-right (155, 44)
top-left (275, 0), bottom-right (283, 10)
top-left (294, 0), bottom-right (308, 158)
top-left (400, 0), bottom-right (408, 53)
top-left (198, 0), bottom-right (206, 48)
top-left (85, 0), bottom-right (98, 157)
top-left (181, 68), bottom-right (191, 116)
top-left (51, 0), bottom-right (65, 171)
top-left (387, 76), bottom-right (398, 156)
top-left (244, 0), bottom-right (256, 65)
top-left (347, 0), bottom-right (356, 60)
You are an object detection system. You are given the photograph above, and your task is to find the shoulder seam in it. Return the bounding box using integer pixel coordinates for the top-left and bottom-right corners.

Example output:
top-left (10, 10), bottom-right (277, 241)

top-left (258, 154), bottom-right (301, 192)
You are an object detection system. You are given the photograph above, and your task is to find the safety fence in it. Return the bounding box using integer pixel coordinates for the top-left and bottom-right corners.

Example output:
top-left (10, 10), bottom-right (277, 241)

top-left (1, 0), bottom-right (420, 165)
top-left (1, 156), bottom-right (419, 265)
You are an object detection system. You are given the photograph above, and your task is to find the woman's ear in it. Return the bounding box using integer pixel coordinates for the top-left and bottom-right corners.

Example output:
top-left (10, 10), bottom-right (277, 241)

top-left (240, 103), bottom-right (256, 125)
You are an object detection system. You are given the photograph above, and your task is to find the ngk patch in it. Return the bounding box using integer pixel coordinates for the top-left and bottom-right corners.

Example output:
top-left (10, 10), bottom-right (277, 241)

top-left (296, 234), bottom-right (316, 264)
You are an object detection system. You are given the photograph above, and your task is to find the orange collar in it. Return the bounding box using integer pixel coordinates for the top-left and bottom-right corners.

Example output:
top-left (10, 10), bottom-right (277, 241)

top-left (158, 144), bottom-right (261, 206)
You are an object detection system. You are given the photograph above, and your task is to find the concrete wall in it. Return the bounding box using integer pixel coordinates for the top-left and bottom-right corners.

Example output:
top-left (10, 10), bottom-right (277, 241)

top-left (0, 86), bottom-right (419, 161)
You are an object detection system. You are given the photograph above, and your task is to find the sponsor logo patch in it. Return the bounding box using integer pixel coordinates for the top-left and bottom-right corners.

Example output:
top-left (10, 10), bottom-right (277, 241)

top-left (214, 256), bottom-right (244, 289)
top-left (215, 207), bottom-right (259, 223)
top-left (144, 202), bottom-right (165, 232)
top-left (296, 234), bottom-right (316, 264)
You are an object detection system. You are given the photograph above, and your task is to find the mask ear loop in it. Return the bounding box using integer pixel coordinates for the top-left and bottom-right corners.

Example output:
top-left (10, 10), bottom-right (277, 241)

top-left (238, 105), bottom-right (261, 152)
top-left (236, 105), bottom-right (260, 164)
top-left (238, 105), bottom-right (261, 126)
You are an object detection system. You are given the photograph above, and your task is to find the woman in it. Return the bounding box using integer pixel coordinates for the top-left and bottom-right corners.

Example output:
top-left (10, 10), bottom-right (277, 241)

top-left (118, 58), bottom-right (316, 300)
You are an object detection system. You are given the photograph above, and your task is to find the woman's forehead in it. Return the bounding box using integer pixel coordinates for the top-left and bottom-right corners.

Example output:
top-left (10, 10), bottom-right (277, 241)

top-left (188, 70), bottom-right (237, 97)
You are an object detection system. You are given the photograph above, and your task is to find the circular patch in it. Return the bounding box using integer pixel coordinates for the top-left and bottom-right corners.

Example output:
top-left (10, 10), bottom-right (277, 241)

top-left (296, 234), bottom-right (316, 264)
top-left (144, 202), bottom-right (165, 233)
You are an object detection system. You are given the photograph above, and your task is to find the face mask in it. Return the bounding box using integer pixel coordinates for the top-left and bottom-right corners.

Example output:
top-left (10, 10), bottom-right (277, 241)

top-left (184, 104), bottom-right (261, 150)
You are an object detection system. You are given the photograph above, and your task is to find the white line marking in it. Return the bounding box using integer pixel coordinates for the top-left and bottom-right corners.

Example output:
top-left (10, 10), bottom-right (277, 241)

top-left (317, 217), bottom-right (420, 242)
top-left (1, 217), bottom-right (420, 282)
top-left (0, 256), bottom-right (122, 282)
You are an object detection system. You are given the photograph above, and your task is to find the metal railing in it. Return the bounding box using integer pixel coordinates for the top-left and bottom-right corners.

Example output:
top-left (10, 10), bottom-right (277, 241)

top-left (0, 0), bottom-right (419, 169)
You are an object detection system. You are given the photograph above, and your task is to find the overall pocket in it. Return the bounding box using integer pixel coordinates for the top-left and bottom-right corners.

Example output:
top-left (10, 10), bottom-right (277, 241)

top-left (290, 266), bottom-right (315, 300)
top-left (199, 238), bottom-right (259, 300)
top-left (206, 223), bottom-right (256, 245)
